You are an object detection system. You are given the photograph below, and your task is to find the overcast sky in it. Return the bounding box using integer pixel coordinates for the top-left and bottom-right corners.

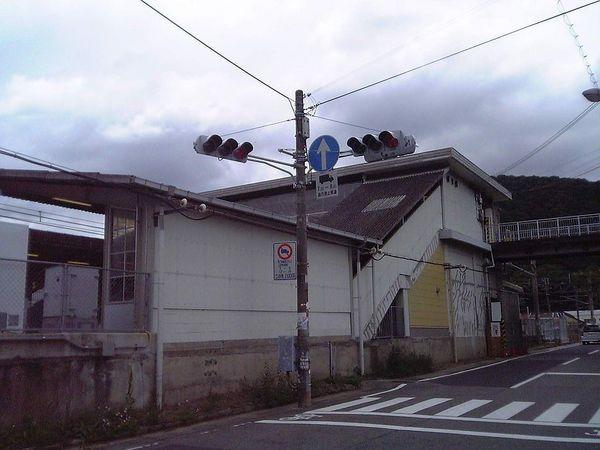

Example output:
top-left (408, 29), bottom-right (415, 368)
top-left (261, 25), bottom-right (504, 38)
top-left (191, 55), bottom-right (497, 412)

top-left (1, 0), bottom-right (599, 204)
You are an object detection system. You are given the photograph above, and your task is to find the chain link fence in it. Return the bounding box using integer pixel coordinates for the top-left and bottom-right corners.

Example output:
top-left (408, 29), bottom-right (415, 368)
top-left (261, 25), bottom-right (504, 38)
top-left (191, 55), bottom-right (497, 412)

top-left (0, 257), bottom-right (149, 332)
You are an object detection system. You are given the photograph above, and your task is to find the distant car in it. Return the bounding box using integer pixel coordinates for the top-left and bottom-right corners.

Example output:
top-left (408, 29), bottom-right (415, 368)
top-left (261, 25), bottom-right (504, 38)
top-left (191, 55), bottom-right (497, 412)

top-left (581, 324), bottom-right (600, 345)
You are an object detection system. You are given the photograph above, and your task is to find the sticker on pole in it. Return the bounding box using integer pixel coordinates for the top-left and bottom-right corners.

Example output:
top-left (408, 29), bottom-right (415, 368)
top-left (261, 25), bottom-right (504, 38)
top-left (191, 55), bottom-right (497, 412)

top-left (315, 170), bottom-right (338, 199)
top-left (308, 135), bottom-right (339, 172)
top-left (273, 241), bottom-right (297, 280)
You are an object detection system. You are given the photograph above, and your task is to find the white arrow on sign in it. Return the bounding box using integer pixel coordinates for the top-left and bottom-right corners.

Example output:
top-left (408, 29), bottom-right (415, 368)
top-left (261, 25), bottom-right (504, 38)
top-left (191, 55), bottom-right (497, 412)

top-left (317, 138), bottom-right (331, 170)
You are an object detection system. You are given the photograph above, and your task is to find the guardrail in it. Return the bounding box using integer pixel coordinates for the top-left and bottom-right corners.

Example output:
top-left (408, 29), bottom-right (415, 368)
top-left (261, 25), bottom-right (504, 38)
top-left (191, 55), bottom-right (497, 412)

top-left (487, 213), bottom-right (600, 243)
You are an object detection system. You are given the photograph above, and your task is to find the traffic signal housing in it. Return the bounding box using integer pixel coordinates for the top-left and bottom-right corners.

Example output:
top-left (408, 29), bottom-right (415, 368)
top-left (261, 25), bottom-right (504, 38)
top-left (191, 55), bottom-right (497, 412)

top-left (346, 130), bottom-right (415, 162)
top-left (194, 135), bottom-right (253, 162)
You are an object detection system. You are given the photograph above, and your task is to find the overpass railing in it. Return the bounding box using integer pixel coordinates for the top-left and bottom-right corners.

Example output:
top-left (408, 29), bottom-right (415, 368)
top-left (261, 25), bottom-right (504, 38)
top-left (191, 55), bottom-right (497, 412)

top-left (487, 213), bottom-right (600, 243)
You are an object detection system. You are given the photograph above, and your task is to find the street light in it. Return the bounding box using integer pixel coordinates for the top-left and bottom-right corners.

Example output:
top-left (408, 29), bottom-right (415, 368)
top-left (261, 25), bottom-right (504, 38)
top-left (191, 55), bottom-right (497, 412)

top-left (582, 87), bottom-right (600, 102)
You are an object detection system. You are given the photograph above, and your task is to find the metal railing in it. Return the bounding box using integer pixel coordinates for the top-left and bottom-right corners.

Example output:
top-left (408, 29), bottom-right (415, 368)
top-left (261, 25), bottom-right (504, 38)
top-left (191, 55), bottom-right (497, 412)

top-left (0, 257), bottom-right (150, 333)
top-left (487, 213), bottom-right (600, 243)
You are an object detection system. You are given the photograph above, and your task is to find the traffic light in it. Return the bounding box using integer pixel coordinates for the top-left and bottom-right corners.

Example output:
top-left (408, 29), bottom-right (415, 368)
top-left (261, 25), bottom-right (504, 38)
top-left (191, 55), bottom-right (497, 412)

top-left (194, 135), bottom-right (254, 162)
top-left (346, 130), bottom-right (416, 163)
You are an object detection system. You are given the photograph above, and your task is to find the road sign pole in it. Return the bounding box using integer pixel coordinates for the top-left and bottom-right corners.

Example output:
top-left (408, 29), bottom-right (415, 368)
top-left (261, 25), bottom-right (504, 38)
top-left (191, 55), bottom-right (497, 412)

top-left (294, 89), bottom-right (311, 407)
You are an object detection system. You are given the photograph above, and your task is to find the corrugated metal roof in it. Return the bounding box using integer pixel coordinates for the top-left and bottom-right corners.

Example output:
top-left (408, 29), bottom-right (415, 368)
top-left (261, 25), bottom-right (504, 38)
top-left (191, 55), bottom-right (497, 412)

top-left (313, 170), bottom-right (444, 241)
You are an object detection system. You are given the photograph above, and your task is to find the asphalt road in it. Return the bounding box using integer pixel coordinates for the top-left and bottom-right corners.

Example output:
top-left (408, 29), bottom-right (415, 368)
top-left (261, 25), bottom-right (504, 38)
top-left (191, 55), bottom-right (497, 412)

top-left (102, 344), bottom-right (600, 450)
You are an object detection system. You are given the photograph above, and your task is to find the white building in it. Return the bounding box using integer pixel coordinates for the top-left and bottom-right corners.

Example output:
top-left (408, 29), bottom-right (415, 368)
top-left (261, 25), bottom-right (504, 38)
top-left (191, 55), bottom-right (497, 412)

top-left (0, 221), bottom-right (29, 330)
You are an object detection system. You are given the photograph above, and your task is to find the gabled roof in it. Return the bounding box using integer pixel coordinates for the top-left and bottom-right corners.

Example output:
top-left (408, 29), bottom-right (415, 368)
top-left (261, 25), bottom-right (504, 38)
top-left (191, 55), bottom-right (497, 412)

top-left (315, 170), bottom-right (444, 241)
top-left (203, 148), bottom-right (512, 203)
top-left (0, 169), bottom-right (382, 246)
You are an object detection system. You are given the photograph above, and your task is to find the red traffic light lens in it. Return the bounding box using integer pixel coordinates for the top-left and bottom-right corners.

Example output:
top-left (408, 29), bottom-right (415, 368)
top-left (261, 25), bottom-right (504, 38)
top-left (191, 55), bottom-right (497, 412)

top-left (233, 142), bottom-right (253, 160)
top-left (203, 135), bottom-right (223, 153)
top-left (378, 131), bottom-right (398, 148)
top-left (362, 134), bottom-right (382, 151)
top-left (218, 138), bottom-right (238, 156)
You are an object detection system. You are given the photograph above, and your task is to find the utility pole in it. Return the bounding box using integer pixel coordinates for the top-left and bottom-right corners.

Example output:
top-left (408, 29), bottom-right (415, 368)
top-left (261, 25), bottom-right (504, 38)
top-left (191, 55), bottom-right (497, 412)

top-left (294, 89), bottom-right (311, 407)
top-left (588, 271), bottom-right (595, 324)
top-left (531, 260), bottom-right (541, 344)
top-left (544, 278), bottom-right (551, 313)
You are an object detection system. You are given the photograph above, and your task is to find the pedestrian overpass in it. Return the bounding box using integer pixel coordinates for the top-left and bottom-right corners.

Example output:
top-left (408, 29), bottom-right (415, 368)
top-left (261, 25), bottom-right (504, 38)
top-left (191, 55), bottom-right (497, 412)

top-left (488, 213), bottom-right (600, 260)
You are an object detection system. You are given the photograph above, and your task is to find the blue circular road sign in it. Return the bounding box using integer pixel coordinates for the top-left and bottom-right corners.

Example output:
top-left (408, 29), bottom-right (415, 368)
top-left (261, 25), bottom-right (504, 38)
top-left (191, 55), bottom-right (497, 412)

top-left (308, 135), bottom-right (340, 172)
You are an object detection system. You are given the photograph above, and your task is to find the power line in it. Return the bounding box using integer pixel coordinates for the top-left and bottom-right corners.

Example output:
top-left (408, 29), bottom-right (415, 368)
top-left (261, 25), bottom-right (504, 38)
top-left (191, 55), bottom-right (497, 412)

top-left (557, 0), bottom-right (598, 88)
top-left (366, 249), bottom-right (487, 273)
top-left (310, 115), bottom-right (381, 132)
top-left (308, 0), bottom-right (498, 96)
top-left (0, 201), bottom-right (104, 225)
top-left (222, 118), bottom-right (294, 137)
top-left (0, 214), bottom-right (103, 236)
top-left (495, 103), bottom-right (598, 175)
top-left (138, 0), bottom-right (292, 102)
top-left (306, 0), bottom-right (600, 110)
top-left (575, 160), bottom-right (600, 177)
top-left (0, 207), bottom-right (104, 230)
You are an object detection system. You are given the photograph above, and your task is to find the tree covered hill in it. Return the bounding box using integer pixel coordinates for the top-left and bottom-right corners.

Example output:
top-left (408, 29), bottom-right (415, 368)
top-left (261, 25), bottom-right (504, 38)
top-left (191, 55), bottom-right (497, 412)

top-left (495, 175), bottom-right (600, 222)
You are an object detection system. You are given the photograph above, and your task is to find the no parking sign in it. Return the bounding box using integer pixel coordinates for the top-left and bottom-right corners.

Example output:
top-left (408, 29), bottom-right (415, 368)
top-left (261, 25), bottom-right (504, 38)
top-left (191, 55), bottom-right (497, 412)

top-left (273, 241), bottom-right (297, 280)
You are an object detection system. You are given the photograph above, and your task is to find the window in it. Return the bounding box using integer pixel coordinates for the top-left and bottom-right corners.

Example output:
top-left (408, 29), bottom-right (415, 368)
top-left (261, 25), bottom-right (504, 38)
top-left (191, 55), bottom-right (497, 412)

top-left (109, 208), bottom-right (136, 302)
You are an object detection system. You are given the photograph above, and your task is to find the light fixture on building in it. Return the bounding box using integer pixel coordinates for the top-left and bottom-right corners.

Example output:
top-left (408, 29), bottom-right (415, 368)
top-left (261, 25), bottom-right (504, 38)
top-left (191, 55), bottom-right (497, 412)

top-left (51, 197), bottom-right (92, 208)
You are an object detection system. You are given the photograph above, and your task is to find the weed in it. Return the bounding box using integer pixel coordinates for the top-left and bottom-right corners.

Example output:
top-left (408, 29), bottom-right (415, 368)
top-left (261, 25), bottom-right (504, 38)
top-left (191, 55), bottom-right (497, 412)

top-left (377, 346), bottom-right (433, 378)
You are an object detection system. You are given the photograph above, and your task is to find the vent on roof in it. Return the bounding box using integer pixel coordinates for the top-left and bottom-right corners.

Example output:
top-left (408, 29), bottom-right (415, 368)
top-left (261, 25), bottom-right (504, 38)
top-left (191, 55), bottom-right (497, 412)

top-left (362, 195), bottom-right (406, 213)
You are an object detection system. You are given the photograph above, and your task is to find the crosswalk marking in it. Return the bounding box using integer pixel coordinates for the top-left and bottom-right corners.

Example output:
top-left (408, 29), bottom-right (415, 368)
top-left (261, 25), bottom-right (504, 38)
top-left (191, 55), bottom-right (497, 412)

top-left (392, 398), bottom-right (452, 414)
top-left (534, 403), bottom-right (579, 423)
top-left (311, 397), bottom-right (379, 412)
top-left (483, 401), bottom-right (535, 420)
top-left (435, 399), bottom-right (492, 417)
top-left (354, 397), bottom-right (414, 412)
top-left (589, 406), bottom-right (600, 424)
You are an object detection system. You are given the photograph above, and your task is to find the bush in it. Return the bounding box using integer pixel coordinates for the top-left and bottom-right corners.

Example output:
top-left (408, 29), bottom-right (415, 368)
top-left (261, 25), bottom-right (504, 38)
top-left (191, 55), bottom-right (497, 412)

top-left (241, 365), bottom-right (297, 408)
top-left (379, 346), bottom-right (433, 378)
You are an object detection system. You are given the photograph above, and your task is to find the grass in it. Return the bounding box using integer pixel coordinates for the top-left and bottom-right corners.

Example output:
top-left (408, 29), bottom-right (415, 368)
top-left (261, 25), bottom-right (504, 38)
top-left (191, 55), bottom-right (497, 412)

top-left (374, 346), bottom-right (434, 378)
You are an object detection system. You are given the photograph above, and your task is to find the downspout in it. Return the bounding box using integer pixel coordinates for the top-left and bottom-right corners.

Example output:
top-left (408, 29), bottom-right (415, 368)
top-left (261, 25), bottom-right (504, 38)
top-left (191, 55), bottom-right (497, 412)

top-left (371, 260), bottom-right (376, 317)
top-left (154, 207), bottom-right (165, 409)
top-left (348, 247), bottom-right (354, 337)
top-left (355, 250), bottom-right (365, 376)
top-left (440, 172), bottom-right (457, 362)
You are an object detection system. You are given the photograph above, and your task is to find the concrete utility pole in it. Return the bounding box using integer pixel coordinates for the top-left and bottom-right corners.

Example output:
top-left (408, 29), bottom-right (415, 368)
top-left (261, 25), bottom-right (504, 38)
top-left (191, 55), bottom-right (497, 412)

top-left (544, 278), bottom-right (551, 313)
top-left (294, 89), bottom-right (311, 407)
top-left (531, 260), bottom-right (541, 344)
top-left (588, 271), bottom-right (595, 324)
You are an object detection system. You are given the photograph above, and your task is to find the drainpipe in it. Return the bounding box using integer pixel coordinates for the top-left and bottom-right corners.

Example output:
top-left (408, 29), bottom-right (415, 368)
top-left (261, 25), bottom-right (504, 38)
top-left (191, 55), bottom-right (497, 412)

top-left (355, 250), bottom-right (364, 376)
top-left (154, 208), bottom-right (165, 409)
top-left (371, 260), bottom-right (376, 317)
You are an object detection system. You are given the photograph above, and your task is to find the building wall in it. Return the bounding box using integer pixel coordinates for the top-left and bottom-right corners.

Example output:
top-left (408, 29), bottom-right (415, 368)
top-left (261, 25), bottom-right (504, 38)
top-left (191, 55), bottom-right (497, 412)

top-left (0, 221), bottom-right (29, 329)
top-left (354, 186), bottom-right (443, 337)
top-left (408, 246), bottom-right (449, 333)
top-left (444, 243), bottom-right (488, 361)
top-left (442, 173), bottom-right (483, 241)
top-left (155, 214), bottom-right (352, 343)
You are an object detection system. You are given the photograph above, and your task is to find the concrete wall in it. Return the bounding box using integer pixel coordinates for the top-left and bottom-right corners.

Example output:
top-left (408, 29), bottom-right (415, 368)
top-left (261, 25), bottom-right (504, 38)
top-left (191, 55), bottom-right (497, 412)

top-left (0, 333), bottom-right (155, 427)
top-left (162, 336), bottom-right (358, 405)
top-left (154, 214), bottom-right (352, 343)
top-left (365, 337), bottom-right (454, 372)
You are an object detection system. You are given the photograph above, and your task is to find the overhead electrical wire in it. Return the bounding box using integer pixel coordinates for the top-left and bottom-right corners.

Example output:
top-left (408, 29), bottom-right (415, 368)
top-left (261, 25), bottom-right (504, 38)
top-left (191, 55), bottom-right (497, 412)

top-left (221, 118), bottom-right (294, 137)
top-left (495, 102), bottom-right (598, 175)
top-left (0, 207), bottom-right (104, 230)
top-left (0, 214), bottom-right (104, 236)
top-left (138, 0), bottom-right (292, 102)
top-left (557, 0), bottom-right (598, 88)
top-left (308, 0), bottom-right (498, 96)
top-left (306, 0), bottom-right (600, 111)
top-left (309, 115), bottom-right (381, 133)
top-left (574, 160), bottom-right (600, 177)
top-left (0, 201), bottom-right (104, 225)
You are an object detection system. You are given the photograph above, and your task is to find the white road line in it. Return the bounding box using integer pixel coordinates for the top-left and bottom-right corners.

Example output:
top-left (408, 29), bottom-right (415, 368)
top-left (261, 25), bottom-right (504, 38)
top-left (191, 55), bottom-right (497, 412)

top-left (257, 419), bottom-right (600, 444)
top-left (562, 357), bottom-right (580, 366)
top-left (511, 373), bottom-right (546, 389)
top-left (354, 397), bottom-right (413, 412)
top-left (364, 383), bottom-right (407, 398)
top-left (418, 344), bottom-right (579, 383)
top-left (306, 410), bottom-right (598, 428)
top-left (588, 350), bottom-right (600, 355)
top-left (483, 401), bottom-right (535, 420)
top-left (546, 372), bottom-right (600, 376)
top-left (534, 403), bottom-right (579, 423)
top-left (589, 406), bottom-right (600, 424)
top-left (392, 398), bottom-right (452, 414)
top-left (435, 399), bottom-right (492, 417)
top-left (310, 397), bottom-right (379, 413)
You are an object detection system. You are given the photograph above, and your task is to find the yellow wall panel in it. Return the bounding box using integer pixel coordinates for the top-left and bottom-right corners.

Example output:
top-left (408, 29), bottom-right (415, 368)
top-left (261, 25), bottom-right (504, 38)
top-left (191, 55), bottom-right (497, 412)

top-left (409, 246), bottom-right (449, 329)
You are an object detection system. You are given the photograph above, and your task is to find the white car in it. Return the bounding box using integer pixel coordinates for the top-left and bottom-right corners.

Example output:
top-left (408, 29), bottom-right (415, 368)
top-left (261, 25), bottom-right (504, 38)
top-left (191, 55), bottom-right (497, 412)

top-left (581, 324), bottom-right (600, 345)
